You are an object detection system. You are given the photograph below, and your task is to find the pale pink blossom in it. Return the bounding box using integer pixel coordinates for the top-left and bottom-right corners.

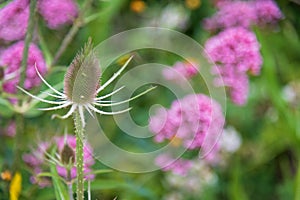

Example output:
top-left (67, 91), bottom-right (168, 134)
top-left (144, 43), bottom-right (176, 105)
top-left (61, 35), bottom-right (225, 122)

top-left (38, 0), bottom-right (78, 29)
top-left (23, 142), bottom-right (51, 187)
top-left (149, 94), bottom-right (224, 151)
top-left (0, 41), bottom-right (47, 95)
top-left (203, 0), bottom-right (282, 31)
top-left (55, 135), bottom-right (95, 181)
top-left (203, 1), bottom-right (256, 31)
top-left (205, 27), bottom-right (262, 105)
top-left (155, 154), bottom-right (192, 176)
top-left (23, 134), bottom-right (95, 187)
top-left (163, 61), bottom-right (198, 82)
top-left (0, 0), bottom-right (29, 41)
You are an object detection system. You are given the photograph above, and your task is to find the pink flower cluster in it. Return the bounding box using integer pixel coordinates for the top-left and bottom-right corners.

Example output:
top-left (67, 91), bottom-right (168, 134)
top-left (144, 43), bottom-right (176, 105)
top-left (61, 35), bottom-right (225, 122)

top-left (0, 41), bottom-right (47, 94)
top-left (4, 121), bottom-right (16, 137)
top-left (254, 0), bottom-right (283, 25)
top-left (162, 61), bottom-right (198, 82)
top-left (23, 134), bottom-right (95, 187)
top-left (203, 0), bottom-right (283, 105)
top-left (22, 142), bottom-right (51, 187)
top-left (149, 94), bottom-right (224, 150)
top-left (205, 27), bottom-right (262, 105)
top-left (0, 0), bottom-right (77, 100)
top-left (0, 0), bottom-right (29, 41)
top-left (0, 121), bottom-right (16, 137)
top-left (155, 154), bottom-right (192, 176)
top-left (38, 0), bottom-right (78, 29)
top-left (0, 0), bottom-right (78, 41)
top-left (155, 126), bottom-right (242, 176)
top-left (204, 0), bottom-right (282, 31)
top-left (55, 135), bottom-right (95, 181)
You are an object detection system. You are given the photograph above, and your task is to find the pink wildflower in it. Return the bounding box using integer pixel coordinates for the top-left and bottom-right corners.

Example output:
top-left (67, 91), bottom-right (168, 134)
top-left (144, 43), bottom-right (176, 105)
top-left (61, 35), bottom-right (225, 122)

top-left (162, 61), bottom-right (198, 83)
top-left (205, 27), bottom-right (262, 105)
top-left (254, 0), bottom-right (283, 25)
top-left (5, 121), bottom-right (16, 137)
top-left (23, 142), bottom-right (51, 187)
top-left (203, 0), bottom-right (282, 31)
top-left (155, 154), bottom-right (192, 176)
top-left (0, 41), bottom-right (47, 95)
top-left (38, 0), bottom-right (78, 29)
top-left (149, 94), bottom-right (224, 152)
top-left (203, 1), bottom-right (256, 31)
top-left (55, 135), bottom-right (95, 181)
top-left (23, 134), bottom-right (95, 187)
top-left (0, 0), bottom-right (29, 41)
top-left (1, 121), bottom-right (16, 137)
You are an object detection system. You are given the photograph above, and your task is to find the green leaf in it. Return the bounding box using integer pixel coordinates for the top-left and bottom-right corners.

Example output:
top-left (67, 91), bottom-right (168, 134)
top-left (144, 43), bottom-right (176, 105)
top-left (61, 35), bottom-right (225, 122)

top-left (295, 161), bottom-right (300, 200)
top-left (229, 160), bottom-right (249, 200)
top-left (49, 148), bottom-right (69, 200)
top-left (37, 24), bottom-right (53, 67)
top-left (0, 96), bottom-right (14, 117)
top-left (91, 180), bottom-right (127, 190)
top-left (89, 169), bottom-right (113, 175)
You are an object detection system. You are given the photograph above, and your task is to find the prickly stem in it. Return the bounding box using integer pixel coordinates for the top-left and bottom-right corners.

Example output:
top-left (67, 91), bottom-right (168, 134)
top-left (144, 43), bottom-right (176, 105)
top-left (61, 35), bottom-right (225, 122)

top-left (74, 110), bottom-right (85, 200)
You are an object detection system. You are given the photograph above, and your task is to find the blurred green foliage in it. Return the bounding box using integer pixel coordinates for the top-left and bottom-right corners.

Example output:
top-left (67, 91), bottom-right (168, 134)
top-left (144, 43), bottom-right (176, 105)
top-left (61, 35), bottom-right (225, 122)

top-left (1, 0), bottom-right (300, 199)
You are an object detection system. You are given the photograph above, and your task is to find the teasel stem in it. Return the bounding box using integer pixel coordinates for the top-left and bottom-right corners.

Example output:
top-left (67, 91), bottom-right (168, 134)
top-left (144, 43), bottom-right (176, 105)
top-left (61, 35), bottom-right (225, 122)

top-left (20, 0), bottom-right (37, 88)
top-left (13, 0), bottom-right (37, 172)
top-left (12, 114), bottom-right (24, 172)
top-left (88, 181), bottom-right (91, 200)
top-left (68, 183), bottom-right (74, 200)
top-left (52, 0), bottom-right (93, 66)
top-left (74, 110), bottom-right (85, 200)
top-left (67, 169), bottom-right (74, 200)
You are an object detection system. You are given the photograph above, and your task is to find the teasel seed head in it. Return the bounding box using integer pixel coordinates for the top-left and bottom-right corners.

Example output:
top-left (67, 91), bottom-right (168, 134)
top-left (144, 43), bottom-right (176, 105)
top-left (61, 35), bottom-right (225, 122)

top-left (64, 38), bottom-right (101, 104)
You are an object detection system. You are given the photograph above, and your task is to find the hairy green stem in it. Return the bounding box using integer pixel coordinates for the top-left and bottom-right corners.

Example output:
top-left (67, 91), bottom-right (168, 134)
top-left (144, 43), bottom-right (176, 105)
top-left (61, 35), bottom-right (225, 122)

top-left (67, 169), bottom-right (74, 200)
top-left (19, 0), bottom-right (37, 88)
top-left (12, 114), bottom-right (24, 172)
top-left (13, 0), bottom-right (37, 172)
top-left (74, 110), bottom-right (85, 200)
top-left (68, 183), bottom-right (74, 200)
top-left (52, 0), bottom-right (93, 66)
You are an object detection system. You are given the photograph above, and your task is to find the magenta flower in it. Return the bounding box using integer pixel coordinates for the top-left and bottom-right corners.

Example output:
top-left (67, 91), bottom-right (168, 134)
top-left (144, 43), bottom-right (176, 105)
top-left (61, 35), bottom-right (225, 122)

top-left (55, 135), bottom-right (95, 181)
top-left (203, 1), bottom-right (256, 31)
top-left (23, 134), bottom-right (95, 187)
top-left (0, 0), bottom-right (29, 41)
top-left (149, 94), bottom-right (224, 152)
top-left (0, 0), bottom-right (79, 38)
top-left (23, 142), bottom-right (51, 187)
top-left (205, 27), bottom-right (262, 105)
top-left (203, 0), bottom-right (282, 31)
top-left (0, 121), bottom-right (17, 137)
top-left (0, 41), bottom-right (47, 95)
top-left (253, 0), bottom-right (283, 25)
top-left (155, 154), bottom-right (192, 176)
top-left (162, 61), bottom-right (198, 83)
top-left (4, 121), bottom-right (16, 137)
top-left (38, 0), bottom-right (78, 29)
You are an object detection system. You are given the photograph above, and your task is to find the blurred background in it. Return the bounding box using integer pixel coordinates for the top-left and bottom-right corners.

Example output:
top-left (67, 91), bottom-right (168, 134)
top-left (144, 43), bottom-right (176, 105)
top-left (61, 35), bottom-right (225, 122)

top-left (1, 0), bottom-right (300, 199)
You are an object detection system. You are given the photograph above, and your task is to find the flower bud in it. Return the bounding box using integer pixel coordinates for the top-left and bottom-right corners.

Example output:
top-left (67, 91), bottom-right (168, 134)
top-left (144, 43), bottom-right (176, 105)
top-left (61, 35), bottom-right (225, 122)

top-left (61, 144), bottom-right (75, 165)
top-left (64, 38), bottom-right (101, 104)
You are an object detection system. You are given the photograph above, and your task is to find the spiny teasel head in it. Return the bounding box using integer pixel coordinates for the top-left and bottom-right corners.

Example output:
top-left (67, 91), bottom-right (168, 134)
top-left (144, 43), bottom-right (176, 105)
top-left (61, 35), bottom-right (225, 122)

top-left (64, 38), bottom-right (101, 104)
top-left (61, 143), bottom-right (75, 165)
top-left (23, 134), bottom-right (95, 186)
top-left (17, 38), bottom-right (156, 127)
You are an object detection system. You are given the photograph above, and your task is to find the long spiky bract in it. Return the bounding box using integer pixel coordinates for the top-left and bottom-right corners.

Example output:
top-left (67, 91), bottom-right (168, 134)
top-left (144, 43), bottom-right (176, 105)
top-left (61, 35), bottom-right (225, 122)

top-left (17, 54), bottom-right (154, 127)
top-left (18, 39), bottom-right (156, 200)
